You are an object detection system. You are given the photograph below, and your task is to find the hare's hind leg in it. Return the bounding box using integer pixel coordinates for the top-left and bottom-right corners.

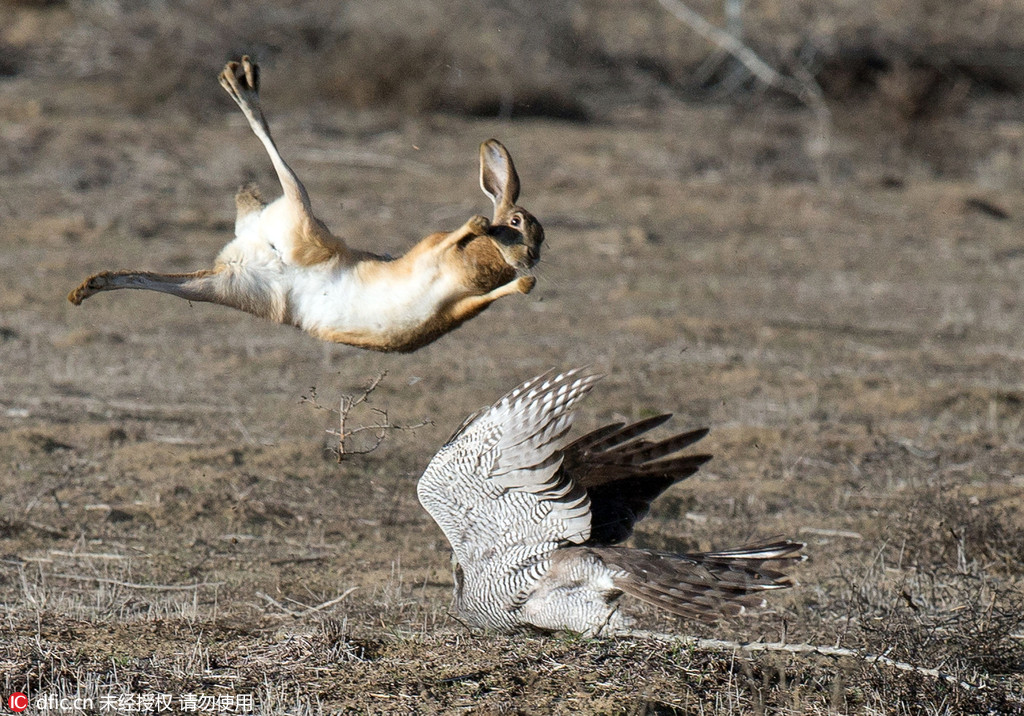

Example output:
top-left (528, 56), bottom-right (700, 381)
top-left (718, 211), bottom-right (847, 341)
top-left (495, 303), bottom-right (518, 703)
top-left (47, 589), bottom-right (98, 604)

top-left (219, 57), bottom-right (344, 265)
top-left (68, 267), bottom-right (279, 319)
top-left (68, 269), bottom-right (223, 306)
top-left (218, 58), bottom-right (310, 212)
top-left (68, 262), bottom-right (285, 319)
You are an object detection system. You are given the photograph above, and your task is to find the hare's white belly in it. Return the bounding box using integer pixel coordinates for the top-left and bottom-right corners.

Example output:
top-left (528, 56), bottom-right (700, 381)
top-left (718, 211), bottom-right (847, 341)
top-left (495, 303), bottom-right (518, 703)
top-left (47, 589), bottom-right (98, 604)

top-left (219, 205), bottom-right (460, 337)
top-left (289, 262), bottom-right (455, 335)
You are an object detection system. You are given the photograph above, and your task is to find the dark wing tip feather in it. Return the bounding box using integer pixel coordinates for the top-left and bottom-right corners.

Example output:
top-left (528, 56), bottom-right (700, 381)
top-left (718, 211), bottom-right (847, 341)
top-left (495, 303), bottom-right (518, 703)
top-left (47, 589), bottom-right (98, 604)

top-left (615, 427), bottom-right (710, 464)
top-left (567, 414), bottom-right (674, 456)
top-left (564, 417), bottom-right (713, 545)
top-left (562, 422), bottom-right (627, 454)
top-left (633, 453), bottom-right (713, 478)
top-left (571, 425), bottom-right (712, 485)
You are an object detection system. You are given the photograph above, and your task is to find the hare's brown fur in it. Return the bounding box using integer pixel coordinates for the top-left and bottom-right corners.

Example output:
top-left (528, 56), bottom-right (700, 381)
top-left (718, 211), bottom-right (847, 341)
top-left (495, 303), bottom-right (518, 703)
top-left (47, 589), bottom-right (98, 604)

top-left (68, 57), bottom-right (543, 353)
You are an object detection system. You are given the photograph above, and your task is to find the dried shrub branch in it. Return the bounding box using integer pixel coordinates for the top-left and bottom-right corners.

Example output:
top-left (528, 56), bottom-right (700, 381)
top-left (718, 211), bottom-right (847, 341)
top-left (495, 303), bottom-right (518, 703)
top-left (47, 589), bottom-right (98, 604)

top-left (627, 630), bottom-right (985, 692)
top-left (302, 372), bottom-right (432, 462)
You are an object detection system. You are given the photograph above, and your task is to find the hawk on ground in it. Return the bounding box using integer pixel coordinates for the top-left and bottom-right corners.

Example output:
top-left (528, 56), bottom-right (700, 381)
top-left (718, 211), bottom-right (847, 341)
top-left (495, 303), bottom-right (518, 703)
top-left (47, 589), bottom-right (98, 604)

top-left (417, 369), bottom-right (804, 635)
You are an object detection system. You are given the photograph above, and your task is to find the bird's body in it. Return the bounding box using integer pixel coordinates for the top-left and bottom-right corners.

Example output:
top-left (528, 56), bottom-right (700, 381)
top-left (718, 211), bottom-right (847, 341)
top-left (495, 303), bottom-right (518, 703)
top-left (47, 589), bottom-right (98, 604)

top-left (417, 370), bottom-right (803, 635)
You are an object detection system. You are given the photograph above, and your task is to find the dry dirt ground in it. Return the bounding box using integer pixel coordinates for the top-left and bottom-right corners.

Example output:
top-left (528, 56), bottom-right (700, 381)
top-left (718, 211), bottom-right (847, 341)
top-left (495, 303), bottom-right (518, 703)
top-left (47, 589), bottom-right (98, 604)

top-left (3, 5), bottom-right (1024, 714)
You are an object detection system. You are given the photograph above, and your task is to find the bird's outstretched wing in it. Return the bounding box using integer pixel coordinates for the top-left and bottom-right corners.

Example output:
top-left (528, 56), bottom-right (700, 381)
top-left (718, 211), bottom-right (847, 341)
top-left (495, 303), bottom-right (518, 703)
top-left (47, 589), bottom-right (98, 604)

top-left (417, 369), bottom-right (601, 572)
top-left (561, 418), bottom-right (713, 545)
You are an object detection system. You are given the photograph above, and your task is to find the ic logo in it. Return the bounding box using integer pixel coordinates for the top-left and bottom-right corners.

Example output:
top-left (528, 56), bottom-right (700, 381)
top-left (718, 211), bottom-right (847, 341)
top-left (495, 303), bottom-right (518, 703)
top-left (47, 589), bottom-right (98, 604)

top-left (7, 693), bottom-right (28, 713)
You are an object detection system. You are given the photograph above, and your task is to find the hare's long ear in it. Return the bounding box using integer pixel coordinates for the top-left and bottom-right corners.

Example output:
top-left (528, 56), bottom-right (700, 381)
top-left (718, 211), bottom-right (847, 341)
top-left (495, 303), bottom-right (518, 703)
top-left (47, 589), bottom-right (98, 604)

top-left (480, 139), bottom-right (521, 220)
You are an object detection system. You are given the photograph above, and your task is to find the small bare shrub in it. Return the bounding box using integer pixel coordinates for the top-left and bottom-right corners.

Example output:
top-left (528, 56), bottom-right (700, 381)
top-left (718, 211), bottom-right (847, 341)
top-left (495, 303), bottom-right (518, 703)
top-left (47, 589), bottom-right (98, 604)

top-left (302, 372), bottom-right (431, 462)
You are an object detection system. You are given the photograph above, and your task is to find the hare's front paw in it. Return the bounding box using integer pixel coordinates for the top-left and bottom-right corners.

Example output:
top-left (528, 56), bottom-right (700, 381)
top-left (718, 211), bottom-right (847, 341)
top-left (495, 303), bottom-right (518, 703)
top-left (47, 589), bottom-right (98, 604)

top-left (466, 214), bottom-right (491, 235)
top-left (516, 275), bottom-right (536, 294)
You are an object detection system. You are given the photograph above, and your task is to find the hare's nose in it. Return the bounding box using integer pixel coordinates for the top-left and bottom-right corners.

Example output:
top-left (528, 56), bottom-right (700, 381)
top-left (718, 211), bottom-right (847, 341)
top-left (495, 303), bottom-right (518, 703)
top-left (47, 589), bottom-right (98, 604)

top-left (526, 246), bottom-right (539, 263)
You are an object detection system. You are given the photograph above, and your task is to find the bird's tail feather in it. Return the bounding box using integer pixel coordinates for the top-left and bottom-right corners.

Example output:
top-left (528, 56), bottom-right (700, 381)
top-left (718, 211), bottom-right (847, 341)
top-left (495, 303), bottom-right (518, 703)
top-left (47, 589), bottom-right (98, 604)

top-left (593, 540), bottom-right (804, 622)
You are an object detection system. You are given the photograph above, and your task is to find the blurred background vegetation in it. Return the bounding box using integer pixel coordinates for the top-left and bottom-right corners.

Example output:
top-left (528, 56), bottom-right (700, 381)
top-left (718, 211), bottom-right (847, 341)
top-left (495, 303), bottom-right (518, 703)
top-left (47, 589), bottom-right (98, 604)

top-left (2, 0), bottom-right (1022, 126)
top-left (2, 0), bottom-right (1023, 186)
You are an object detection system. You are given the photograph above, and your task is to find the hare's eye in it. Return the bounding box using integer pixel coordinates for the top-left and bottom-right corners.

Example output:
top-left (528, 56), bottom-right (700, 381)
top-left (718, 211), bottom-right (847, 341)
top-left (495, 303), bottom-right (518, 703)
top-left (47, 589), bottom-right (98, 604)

top-left (509, 215), bottom-right (522, 227)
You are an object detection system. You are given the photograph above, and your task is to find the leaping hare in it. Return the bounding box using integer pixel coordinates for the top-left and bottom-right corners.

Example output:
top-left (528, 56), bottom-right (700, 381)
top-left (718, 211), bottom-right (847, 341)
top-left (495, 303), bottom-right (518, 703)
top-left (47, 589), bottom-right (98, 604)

top-left (68, 56), bottom-right (543, 353)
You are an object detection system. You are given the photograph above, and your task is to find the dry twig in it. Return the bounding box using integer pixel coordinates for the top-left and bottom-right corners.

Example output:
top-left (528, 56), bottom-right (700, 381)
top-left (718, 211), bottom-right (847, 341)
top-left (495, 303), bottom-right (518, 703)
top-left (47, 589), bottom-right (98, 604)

top-left (302, 372), bottom-right (432, 462)
top-left (627, 630), bottom-right (985, 692)
top-left (257, 588), bottom-right (358, 618)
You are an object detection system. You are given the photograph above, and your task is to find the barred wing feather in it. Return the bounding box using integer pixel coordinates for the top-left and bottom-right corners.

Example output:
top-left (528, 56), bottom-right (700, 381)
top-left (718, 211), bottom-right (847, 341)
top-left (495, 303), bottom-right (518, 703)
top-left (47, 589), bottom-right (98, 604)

top-left (417, 370), bottom-right (602, 569)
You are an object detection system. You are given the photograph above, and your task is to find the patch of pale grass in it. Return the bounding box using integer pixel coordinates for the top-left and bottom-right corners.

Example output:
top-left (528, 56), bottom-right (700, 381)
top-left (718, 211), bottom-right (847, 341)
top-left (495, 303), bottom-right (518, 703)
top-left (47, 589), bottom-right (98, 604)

top-left (1, 555), bottom-right (216, 624)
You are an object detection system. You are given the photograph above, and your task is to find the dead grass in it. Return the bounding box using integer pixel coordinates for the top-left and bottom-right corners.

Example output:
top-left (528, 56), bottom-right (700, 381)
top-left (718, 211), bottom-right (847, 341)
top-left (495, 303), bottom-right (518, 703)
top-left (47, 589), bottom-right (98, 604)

top-left (813, 486), bottom-right (1024, 677)
top-left (4, 614), bottom-right (1020, 713)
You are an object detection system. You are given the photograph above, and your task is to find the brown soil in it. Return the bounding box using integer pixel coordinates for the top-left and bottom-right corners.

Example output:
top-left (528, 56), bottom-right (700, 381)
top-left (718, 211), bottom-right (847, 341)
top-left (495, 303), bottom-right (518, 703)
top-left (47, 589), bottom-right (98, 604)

top-left (2, 2), bottom-right (1023, 713)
